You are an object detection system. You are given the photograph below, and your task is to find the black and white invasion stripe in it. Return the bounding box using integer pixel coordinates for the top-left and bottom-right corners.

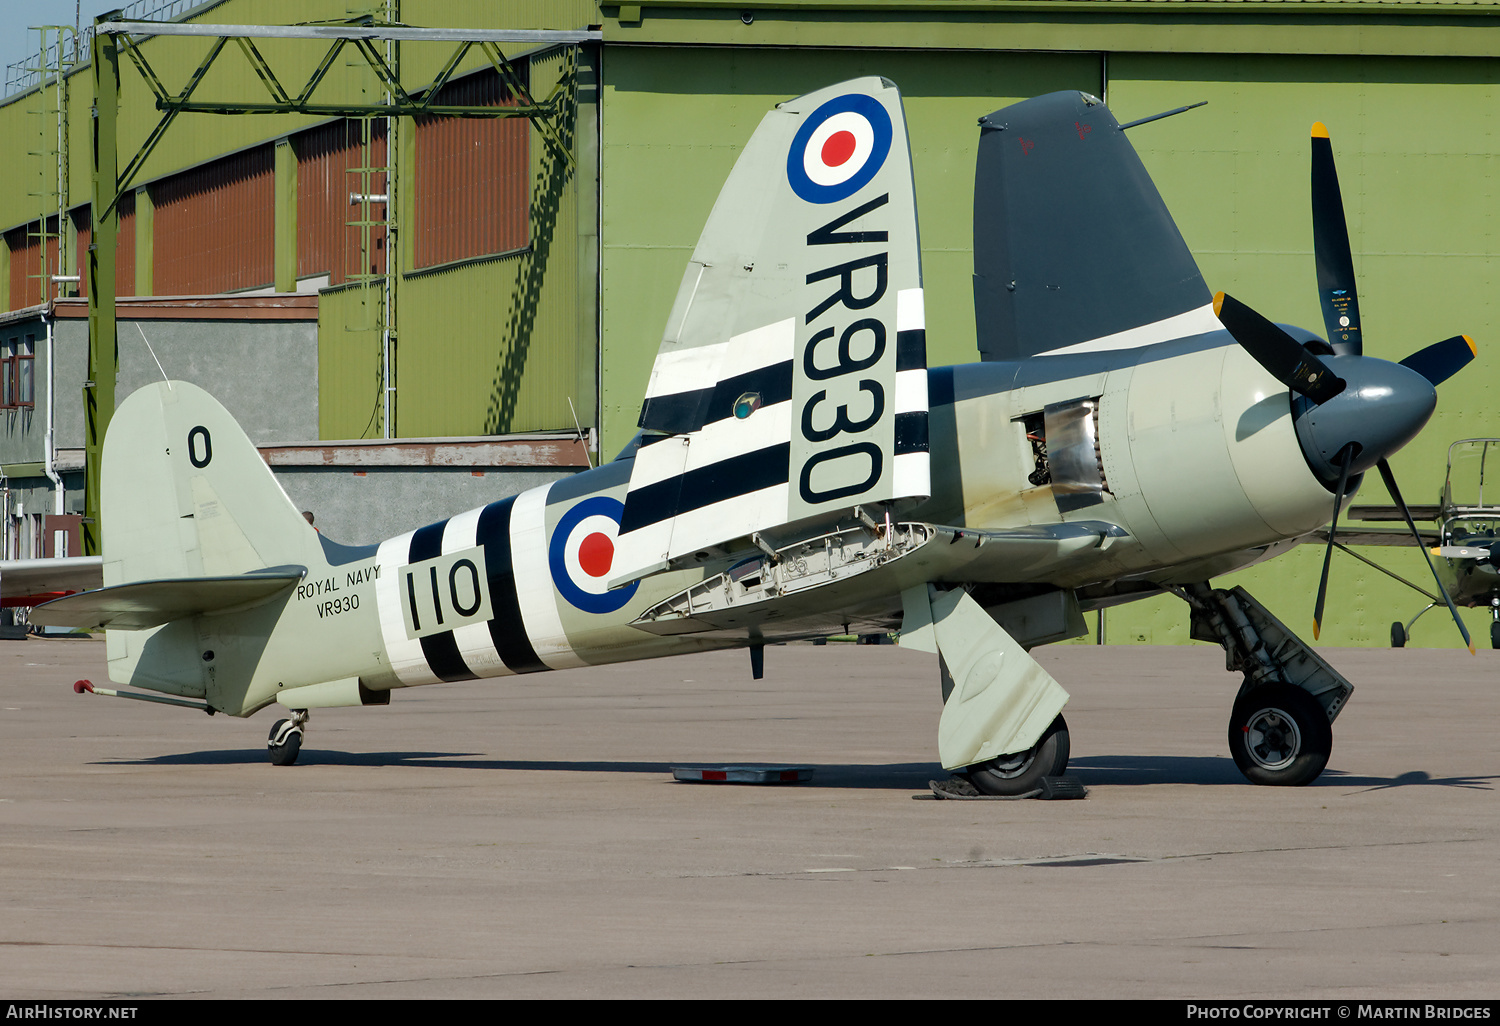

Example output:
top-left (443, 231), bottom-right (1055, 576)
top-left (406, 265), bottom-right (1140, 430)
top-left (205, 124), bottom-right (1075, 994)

top-left (613, 319), bottom-right (797, 582)
top-left (375, 485), bottom-right (571, 687)
top-left (892, 287), bottom-right (931, 499)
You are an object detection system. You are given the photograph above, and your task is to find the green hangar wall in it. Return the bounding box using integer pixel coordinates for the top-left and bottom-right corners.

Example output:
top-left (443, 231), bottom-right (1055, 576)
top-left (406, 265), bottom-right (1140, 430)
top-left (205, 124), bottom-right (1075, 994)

top-left (0, 0), bottom-right (600, 443)
top-left (317, 42), bottom-right (600, 442)
top-left (2, 0), bottom-right (1497, 645)
top-left (594, 2), bottom-right (1500, 648)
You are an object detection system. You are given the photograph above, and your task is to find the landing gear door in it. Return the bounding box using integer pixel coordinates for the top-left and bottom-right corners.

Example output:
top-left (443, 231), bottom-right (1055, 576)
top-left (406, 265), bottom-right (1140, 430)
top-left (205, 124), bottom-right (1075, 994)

top-left (901, 584), bottom-right (1070, 771)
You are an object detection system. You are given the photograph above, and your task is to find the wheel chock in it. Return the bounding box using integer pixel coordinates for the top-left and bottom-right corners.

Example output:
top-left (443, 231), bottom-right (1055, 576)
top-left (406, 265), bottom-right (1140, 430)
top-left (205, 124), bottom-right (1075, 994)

top-left (921, 775), bottom-right (1088, 800)
top-left (1036, 776), bottom-right (1088, 800)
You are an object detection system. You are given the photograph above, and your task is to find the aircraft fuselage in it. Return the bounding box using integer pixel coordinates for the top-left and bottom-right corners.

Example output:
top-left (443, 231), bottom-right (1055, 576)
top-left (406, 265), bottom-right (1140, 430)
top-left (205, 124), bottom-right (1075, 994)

top-left (130, 331), bottom-right (1340, 718)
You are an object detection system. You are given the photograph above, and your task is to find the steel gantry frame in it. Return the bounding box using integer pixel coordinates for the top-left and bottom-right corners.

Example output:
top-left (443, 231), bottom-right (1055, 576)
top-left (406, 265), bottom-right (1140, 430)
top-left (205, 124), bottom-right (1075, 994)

top-left (85, 13), bottom-right (600, 555)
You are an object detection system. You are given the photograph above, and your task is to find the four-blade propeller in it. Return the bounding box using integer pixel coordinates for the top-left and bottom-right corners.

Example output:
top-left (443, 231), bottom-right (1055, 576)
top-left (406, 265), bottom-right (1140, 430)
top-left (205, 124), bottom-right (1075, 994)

top-left (1214, 123), bottom-right (1477, 652)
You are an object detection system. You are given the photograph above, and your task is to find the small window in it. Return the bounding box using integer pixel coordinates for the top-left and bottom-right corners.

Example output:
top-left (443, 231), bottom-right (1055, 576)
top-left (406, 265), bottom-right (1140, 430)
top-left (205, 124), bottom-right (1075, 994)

top-left (1, 338), bottom-right (14, 408)
top-left (16, 334), bottom-right (34, 408)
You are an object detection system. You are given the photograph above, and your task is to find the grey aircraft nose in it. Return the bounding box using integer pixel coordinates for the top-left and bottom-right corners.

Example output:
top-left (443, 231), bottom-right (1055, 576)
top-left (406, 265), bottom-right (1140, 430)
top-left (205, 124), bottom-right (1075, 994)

top-left (1292, 355), bottom-right (1437, 485)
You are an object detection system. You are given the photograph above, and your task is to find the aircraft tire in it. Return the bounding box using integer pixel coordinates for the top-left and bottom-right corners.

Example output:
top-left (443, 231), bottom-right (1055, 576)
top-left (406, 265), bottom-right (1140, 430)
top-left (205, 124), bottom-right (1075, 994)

top-left (1391, 621), bottom-right (1407, 648)
top-left (1490, 621), bottom-right (1500, 650)
top-left (965, 715), bottom-right (1069, 797)
top-left (267, 718), bottom-right (302, 767)
top-left (1228, 685), bottom-right (1331, 786)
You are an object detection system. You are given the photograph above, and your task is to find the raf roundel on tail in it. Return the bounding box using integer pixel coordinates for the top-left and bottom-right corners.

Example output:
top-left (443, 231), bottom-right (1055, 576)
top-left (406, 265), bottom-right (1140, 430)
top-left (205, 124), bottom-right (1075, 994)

top-left (786, 91), bottom-right (894, 204)
top-left (27, 80), bottom-right (1478, 792)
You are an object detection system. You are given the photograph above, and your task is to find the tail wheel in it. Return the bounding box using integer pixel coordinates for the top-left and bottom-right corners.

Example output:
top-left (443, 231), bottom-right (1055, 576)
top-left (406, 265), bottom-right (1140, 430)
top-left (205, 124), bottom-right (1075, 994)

top-left (1228, 685), bottom-right (1331, 786)
top-left (1391, 621), bottom-right (1407, 648)
top-left (267, 718), bottom-right (303, 767)
top-left (965, 715), bottom-right (1069, 797)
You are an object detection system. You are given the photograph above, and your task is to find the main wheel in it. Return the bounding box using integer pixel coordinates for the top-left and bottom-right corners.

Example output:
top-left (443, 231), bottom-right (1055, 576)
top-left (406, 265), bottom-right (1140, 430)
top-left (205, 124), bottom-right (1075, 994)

top-left (965, 715), bottom-right (1069, 797)
top-left (1489, 620), bottom-right (1500, 650)
top-left (1391, 621), bottom-right (1407, 648)
top-left (267, 718), bottom-right (302, 767)
top-left (1228, 685), bottom-right (1331, 786)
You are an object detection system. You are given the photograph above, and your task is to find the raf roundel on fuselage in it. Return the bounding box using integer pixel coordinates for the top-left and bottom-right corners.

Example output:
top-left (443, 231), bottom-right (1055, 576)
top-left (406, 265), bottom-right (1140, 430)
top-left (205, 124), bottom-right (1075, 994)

top-left (550, 495), bottom-right (639, 615)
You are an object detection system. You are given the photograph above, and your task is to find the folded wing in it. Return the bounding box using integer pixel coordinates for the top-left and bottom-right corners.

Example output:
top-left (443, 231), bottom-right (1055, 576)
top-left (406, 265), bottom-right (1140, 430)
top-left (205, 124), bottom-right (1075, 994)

top-left (973, 90), bottom-right (1217, 361)
top-left (611, 77), bottom-right (929, 587)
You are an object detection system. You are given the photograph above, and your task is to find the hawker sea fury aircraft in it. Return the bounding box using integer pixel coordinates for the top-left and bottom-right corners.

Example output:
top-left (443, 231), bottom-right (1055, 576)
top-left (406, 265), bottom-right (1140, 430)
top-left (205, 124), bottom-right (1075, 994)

top-left (38, 80), bottom-right (1478, 791)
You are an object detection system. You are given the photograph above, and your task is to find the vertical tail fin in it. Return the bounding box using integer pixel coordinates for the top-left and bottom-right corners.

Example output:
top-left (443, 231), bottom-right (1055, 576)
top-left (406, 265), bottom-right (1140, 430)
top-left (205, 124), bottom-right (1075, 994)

top-left (102, 381), bottom-right (322, 587)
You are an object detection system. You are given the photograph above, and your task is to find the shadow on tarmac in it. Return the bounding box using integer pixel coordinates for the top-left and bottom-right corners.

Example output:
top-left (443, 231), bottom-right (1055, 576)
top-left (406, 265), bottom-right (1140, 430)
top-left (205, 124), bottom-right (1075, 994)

top-left (97, 749), bottom-right (942, 788)
top-left (97, 749), bottom-right (1498, 791)
top-left (1072, 755), bottom-right (1498, 790)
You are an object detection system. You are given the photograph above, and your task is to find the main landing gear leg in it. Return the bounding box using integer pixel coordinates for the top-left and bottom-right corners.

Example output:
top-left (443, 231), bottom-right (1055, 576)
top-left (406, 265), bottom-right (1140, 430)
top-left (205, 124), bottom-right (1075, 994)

top-left (902, 584), bottom-right (1074, 797)
top-left (268, 709), bottom-right (308, 766)
top-left (1180, 584), bottom-right (1353, 787)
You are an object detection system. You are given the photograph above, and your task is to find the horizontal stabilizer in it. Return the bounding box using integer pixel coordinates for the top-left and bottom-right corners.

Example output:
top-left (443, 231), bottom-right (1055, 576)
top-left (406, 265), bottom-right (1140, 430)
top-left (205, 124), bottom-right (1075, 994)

top-left (30, 567), bottom-right (305, 631)
top-left (0, 555), bottom-right (103, 607)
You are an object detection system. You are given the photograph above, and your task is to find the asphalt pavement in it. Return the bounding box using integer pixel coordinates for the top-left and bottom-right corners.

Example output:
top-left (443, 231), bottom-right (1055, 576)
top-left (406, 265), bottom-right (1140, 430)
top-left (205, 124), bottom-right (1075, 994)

top-left (1, 636), bottom-right (1497, 999)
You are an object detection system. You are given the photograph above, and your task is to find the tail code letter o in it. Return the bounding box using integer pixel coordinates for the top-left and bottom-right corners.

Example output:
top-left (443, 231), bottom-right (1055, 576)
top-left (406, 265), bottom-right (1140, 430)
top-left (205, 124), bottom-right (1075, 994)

top-left (188, 426), bottom-right (212, 468)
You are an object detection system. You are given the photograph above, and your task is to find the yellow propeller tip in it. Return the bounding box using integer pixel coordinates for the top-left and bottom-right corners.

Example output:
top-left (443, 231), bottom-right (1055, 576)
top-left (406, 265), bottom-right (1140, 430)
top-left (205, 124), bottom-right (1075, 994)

top-left (1213, 292), bottom-right (1225, 316)
top-left (1469, 643), bottom-right (1477, 656)
top-left (1313, 621), bottom-right (1321, 641)
top-left (1312, 122), bottom-right (1330, 139)
top-left (1464, 334), bottom-right (1477, 357)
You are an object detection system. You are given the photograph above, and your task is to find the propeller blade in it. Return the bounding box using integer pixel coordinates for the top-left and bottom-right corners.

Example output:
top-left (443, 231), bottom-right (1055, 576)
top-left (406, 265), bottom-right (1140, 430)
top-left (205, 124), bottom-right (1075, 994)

top-left (1399, 334), bottom-right (1477, 387)
top-left (1313, 444), bottom-right (1356, 641)
top-left (1377, 458), bottom-right (1474, 654)
top-left (1312, 122), bottom-right (1363, 356)
top-left (1214, 292), bottom-right (1347, 404)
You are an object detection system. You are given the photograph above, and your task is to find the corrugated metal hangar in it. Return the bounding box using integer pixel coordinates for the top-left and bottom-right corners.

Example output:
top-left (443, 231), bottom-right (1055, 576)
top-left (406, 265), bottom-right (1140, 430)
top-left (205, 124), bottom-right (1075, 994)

top-left (0, 0), bottom-right (1496, 646)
